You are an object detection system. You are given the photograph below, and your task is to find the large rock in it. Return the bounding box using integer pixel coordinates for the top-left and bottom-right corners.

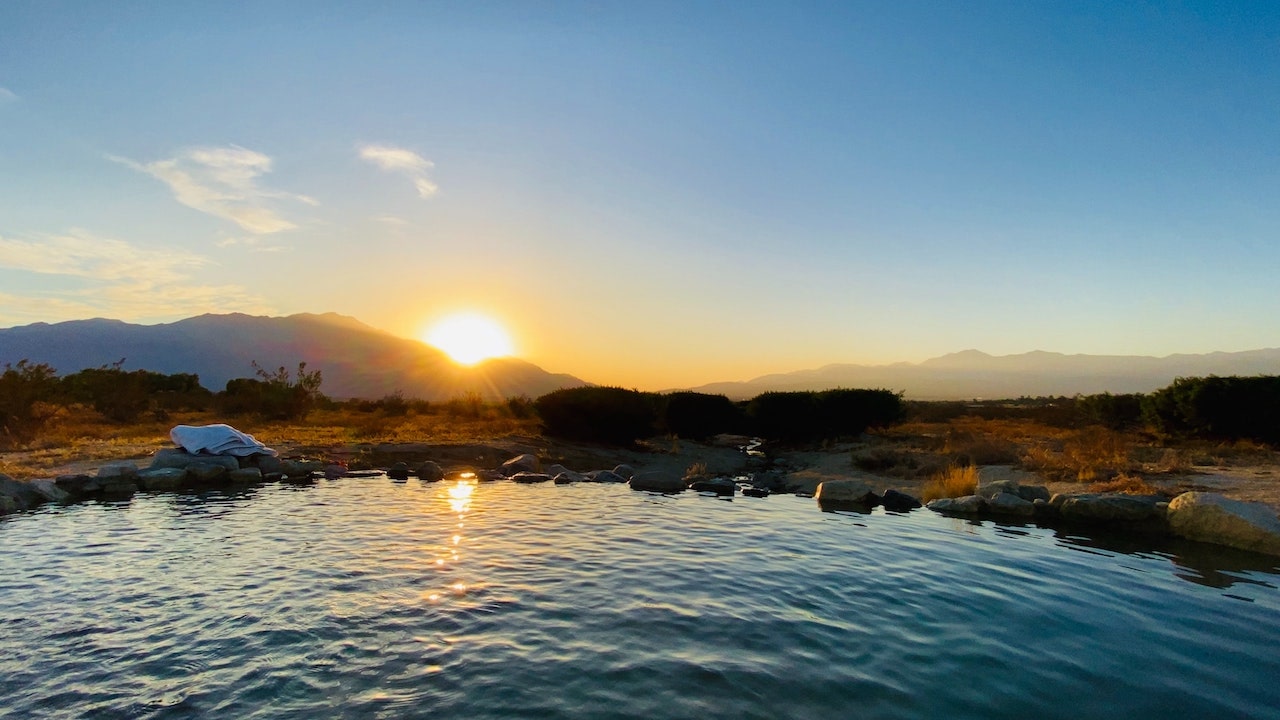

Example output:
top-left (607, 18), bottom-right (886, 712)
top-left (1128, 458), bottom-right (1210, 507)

top-left (612, 464), bottom-right (637, 481)
top-left (502, 454), bottom-right (540, 476)
top-left (0, 473), bottom-right (43, 511)
top-left (977, 478), bottom-right (1022, 499)
top-left (881, 488), bottom-right (922, 512)
top-left (1055, 493), bottom-right (1164, 523)
top-left (927, 495), bottom-right (987, 516)
top-left (387, 462), bottom-right (410, 480)
top-left (97, 463), bottom-right (140, 482)
top-left (749, 471), bottom-right (785, 491)
top-left (815, 479), bottom-right (877, 507)
top-left (187, 462), bottom-right (230, 484)
top-left (587, 470), bottom-right (627, 484)
top-left (986, 492), bottom-right (1036, 517)
top-left (630, 471), bottom-right (686, 493)
top-left (55, 474), bottom-right (100, 497)
top-left (281, 459), bottom-right (322, 479)
top-left (1016, 484), bottom-right (1052, 503)
top-left (28, 479), bottom-right (71, 504)
top-left (150, 449), bottom-right (238, 472)
top-left (228, 468), bottom-right (263, 484)
top-left (416, 461), bottom-right (444, 482)
top-left (690, 477), bottom-right (736, 496)
top-left (511, 472), bottom-right (552, 484)
top-left (1167, 492), bottom-right (1280, 556)
top-left (138, 468), bottom-right (187, 491)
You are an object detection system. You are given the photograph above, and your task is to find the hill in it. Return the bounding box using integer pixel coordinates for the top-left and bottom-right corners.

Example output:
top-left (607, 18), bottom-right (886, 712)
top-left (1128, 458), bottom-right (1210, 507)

top-left (685, 348), bottom-right (1280, 400)
top-left (0, 312), bottom-right (588, 400)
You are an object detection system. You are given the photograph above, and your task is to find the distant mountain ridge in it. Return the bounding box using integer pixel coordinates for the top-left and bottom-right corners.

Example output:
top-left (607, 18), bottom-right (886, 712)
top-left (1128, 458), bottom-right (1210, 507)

top-left (0, 312), bottom-right (588, 400)
top-left (685, 348), bottom-right (1280, 400)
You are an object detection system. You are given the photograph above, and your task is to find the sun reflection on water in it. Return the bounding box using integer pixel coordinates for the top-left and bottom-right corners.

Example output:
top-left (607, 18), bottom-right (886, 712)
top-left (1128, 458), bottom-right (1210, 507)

top-left (429, 476), bottom-right (477, 602)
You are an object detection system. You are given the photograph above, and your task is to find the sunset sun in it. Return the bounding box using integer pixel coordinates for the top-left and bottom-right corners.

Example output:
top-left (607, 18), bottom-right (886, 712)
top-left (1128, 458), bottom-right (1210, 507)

top-left (424, 313), bottom-right (514, 365)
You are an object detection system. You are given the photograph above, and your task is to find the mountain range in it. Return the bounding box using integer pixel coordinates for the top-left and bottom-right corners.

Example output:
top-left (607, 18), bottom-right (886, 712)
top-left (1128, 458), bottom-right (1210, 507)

top-left (684, 348), bottom-right (1280, 400)
top-left (1, 312), bottom-right (1277, 401)
top-left (0, 313), bottom-right (587, 401)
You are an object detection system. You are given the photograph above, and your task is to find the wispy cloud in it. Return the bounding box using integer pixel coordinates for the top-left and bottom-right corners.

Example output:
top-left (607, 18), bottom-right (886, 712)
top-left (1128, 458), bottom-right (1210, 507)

top-left (359, 143), bottom-right (438, 198)
top-left (216, 236), bottom-right (290, 253)
top-left (111, 145), bottom-right (316, 234)
top-left (0, 87), bottom-right (17, 103)
top-left (0, 230), bottom-right (272, 325)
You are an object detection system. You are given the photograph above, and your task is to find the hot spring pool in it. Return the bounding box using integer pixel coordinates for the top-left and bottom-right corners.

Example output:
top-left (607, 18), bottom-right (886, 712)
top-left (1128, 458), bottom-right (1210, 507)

top-left (2, 476), bottom-right (1278, 719)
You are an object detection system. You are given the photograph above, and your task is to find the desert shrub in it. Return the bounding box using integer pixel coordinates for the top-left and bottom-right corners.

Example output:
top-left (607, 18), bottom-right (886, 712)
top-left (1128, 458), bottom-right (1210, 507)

top-left (506, 395), bottom-right (534, 419)
top-left (1089, 474), bottom-right (1160, 496)
top-left (921, 465), bottom-right (979, 502)
top-left (376, 391), bottom-right (410, 416)
top-left (661, 391), bottom-right (744, 440)
top-left (217, 362), bottom-right (324, 420)
top-left (747, 391), bottom-right (820, 441)
top-left (534, 387), bottom-right (658, 445)
top-left (747, 389), bottom-right (903, 443)
top-left (1077, 392), bottom-right (1145, 430)
top-left (1144, 375), bottom-right (1280, 445)
top-left (0, 360), bottom-right (60, 446)
top-left (60, 364), bottom-right (151, 423)
top-left (943, 430), bottom-right (1020, 465)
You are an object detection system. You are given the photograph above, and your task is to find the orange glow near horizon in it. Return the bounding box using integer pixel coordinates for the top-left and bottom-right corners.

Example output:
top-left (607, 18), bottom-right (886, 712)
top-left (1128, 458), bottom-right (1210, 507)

top-left (424, 313), bottom-right (515, 365)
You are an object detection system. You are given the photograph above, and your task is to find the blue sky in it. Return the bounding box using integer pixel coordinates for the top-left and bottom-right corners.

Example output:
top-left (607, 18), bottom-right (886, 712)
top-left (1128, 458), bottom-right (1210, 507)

top-left (1, 1), bottom-right (1277, 388)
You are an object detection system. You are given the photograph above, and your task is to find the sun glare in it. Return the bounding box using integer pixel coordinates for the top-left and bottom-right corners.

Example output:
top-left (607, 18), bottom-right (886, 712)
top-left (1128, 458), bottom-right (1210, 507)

top-left (424, 313), bottom-right (514, 365)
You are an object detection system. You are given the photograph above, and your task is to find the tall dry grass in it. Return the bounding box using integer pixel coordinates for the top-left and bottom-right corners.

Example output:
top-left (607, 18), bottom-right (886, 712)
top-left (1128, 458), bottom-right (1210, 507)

top-left (921, 465), bottom-right (979, 502)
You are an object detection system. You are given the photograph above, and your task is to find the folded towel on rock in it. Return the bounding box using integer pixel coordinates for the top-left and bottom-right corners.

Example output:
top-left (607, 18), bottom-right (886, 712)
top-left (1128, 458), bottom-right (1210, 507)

top-left (170, 424), bottom-right (278, 457)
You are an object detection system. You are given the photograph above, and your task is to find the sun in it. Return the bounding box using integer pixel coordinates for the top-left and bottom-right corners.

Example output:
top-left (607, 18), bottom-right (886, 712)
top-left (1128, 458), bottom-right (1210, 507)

top-left (424, 313), bottom-right (514, 365)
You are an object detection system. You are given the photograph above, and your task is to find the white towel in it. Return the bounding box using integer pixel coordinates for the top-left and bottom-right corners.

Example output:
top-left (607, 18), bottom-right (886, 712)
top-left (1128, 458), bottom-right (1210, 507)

top-left (170, 424), bottom-right (278, 457)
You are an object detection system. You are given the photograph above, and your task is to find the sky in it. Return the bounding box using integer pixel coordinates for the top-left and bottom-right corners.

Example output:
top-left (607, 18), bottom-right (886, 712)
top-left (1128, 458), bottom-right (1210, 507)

top-left (1, 1), bottom-right (1278, 390)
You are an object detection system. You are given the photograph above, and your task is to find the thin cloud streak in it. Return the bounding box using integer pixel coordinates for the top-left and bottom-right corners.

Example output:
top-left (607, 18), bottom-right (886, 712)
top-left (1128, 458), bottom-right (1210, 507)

top-left (0, 230), bottom-right (272, 325)
top-left (0, 87), bottom-right (17, 102)
top-left (111, 145), bottom-right (316, 234)
top-left (359, 143), bottom-right (438, 198)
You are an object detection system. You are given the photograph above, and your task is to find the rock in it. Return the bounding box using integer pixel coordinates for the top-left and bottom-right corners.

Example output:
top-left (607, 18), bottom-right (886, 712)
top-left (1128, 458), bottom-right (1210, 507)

top-left (881, 488), bottom-right (922, 512)
top-left (388, 462), bottom-right (410, 480)
top-left (553, 473), bottom-right (576, 485)
top-left (629, 471), bottom-right (686, 493)
top-left (689, 477), bottom-right (736, 496)
top-left (138, 468), bottom-right (187, 491)
top-left (29, 479), bottom-right (71, 504)
top-left (100, 480), bottom-right (138, 497)
top-left (749, 471), bottom-right (785, 491)
top-left (511, 472), bottom-right (552, 484)
top-left (977, 478), bottom-right (1022, 499)
top-left (502, 454), bottom-right (540, 476)
top-left (612, 464), bottom-right (636, 481)
top-left (55, 474), bottom-right (100, 497)
top-left (1056, 494), bottom-right (1164, 523)
top-left (0, 495), bottom-right (17, 514)
top-left (281, 459), bottom-right (322, 479)
top-left (251, 454), bottom-right (285, 475)
top-left (97, 463), bottom-right (140, 482)
top-left (477, 469), bottom-right (504, 482)
top-left (986, 492), bottom-right (1036, 517)
top-left (228, 468), bottom-right (263, 484)
top-left (544, 464), bottom-right (572, 478)
top-left (588, 470), bottom-right (627, 484)
top-left (815, 479), bottom-right (877, 507)
top-left (1017, 485), bottom-right (1052, 503)
top-left (150, 449), bottom-right (238, 472)
top-left (0, 473), bottom-right (44, 510)
top-left (416, 461), bottom-right (444, 482)
top-left (187, 462), bottom-right (230, 484)
top-left (323, 464), bottom-right (348, 479)
top-left (1167, 492), bottom-right (1280, 556)
top-left (742, 486), bottom-right (770, 498)
top-left (927, 495), bottom-right (987, 515)
top-left (549, 468), bottom-right (588, 484)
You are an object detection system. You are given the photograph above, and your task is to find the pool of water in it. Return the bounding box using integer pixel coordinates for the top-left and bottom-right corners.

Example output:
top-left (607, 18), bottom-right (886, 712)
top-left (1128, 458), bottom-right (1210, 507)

top-left (2, 476), bottom-right (1279, 719)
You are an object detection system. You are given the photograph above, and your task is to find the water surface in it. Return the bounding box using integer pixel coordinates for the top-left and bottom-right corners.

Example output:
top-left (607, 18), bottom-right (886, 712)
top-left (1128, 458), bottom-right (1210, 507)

top-left (2, 477), bottom-right (1278, 719)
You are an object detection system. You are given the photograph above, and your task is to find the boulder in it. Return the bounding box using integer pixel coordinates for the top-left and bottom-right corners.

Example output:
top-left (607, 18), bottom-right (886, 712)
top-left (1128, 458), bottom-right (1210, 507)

top-left (323, 464), bottom-right (349, 479)
top-left (749, 471), bottom-right (785, 491)
top-left (97, 463), bottom-right (140, 482)
top-left (927, 495), bottom-right (987, 516)
top-left (416, 461), bottom-right (444, 482)
top-left (55, 474), bottom-right (100, 497)
top-left (1017, 485), bottom-right (1052, 503)
top-left (502, 454), bottom-right (540, 476)
top-left (150, 449), bottom-right (238, 472)
top-left (986, 492), bottom-right (1036, 517)
top-left (187, 462), bottom-right (230, 484)
top-left (612, 464), bottom-right (637, 481)
top-left (588, 470), bottom-right (628, 484)
top-left (0, 473), bottom-right (44, 511)
top-left (881, 488), bottom-right (922, 512)
top-left (630, 471), bottom-right (686, 493)
top-left (0, 495), bottom-right (18, 514)
top-left (511, 472), bottom-right (552, 484)
top-left (228, 468), bottom-right (263, 484)
top-left (1055, 493), bottom-right (1164, 523)
top-left (977, 478), bottom-right (1022, 499)
top-left (742, 486), bottom-right (770, 498)
top-left (815, 479), bottom-right (877, 507)
top-left (689, 477), bottom-right (736, 496)
top-left (1167, 492), bottom-right (1280, 556)
top-left (388, 462), bottom-right (411, 480)
top-left (250, 454), bottom-right (285, 475)
top-left (281, 459), bottom-right (322, 479)
top-left (29, 479), bottom-right (71, 504)
top-left (549, 468), bottom-right (588, 484)
top-left (138, 468), bottom-right (187, 491)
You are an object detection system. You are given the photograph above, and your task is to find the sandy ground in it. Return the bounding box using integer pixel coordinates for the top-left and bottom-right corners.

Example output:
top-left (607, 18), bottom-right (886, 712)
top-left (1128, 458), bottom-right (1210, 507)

top-left (6, 435), bottom-right (1279, 514)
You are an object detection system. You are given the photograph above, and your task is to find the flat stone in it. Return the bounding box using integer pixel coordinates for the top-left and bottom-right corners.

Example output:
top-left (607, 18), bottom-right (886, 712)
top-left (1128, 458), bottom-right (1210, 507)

top-left (55, 474), bottom-right (100, 497)
top-left (588, 470), bottom-right (627, 484)
top-left (1017, 485), bottom-right (1052, 503)
top-left (281, 460), bottom-right (322, 479)
top-left (815, 479), bottom-right (877, 507)
top-left (97, 463), bottom-right (140, 481)
top-left (502, 454), bottom-right (540, 476)
top-left (228, 468), bottom-right (263, 484)
top-left (138, 467), bottom-right (188, 491)
top-left (1167, 492), bottom-right (1280, 556)
top-left (977, 478), bottom-right (1022, 499)
top-left (28, 479), bottom-right (71, 504)
top-left (187, 463), bottom-right (230, 484)
top-left (986, 491), bottom-right (1036, 517)
top-left (629, 471), bottom-right (686, 493)
top-left (742, 486), bottom-right (770, 498)
top-left (1057, 494), bottom-right (1164, 523)
top-left (150, 448), bottom-right (238, 472)
top-left (612, 464), bottom-right (637, 481)
top-left (511, 472), bottom-right (552, 484)
top-left (689, 477), bottom-right (736, 496)
top-left (881, 488), bottom-right (922, 512)
top-left (927, 494), bottom-right (987, 515)
top-left (0, 473), bottom-right (43, 510)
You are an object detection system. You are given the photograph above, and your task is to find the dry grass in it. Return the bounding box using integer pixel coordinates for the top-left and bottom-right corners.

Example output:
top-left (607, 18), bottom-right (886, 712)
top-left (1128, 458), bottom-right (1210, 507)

top-left (921, 464), bottom-right (979, 503)
top-left (1089, 474), bottom-right (1161, 496)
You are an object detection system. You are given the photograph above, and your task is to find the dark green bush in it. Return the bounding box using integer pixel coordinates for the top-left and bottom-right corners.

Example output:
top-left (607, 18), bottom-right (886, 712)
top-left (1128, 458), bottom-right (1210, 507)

top-left (217, 362), bottom-right (324, 420)
top-left (0, 360), bottom-right (59, 445)
top-left (748, 389), bottom-right (903, 442)
top-left (1077, 392), bottom-right (1145, 430)
top-left (661, 391), bottom-right (745, 439)
top-left (534, 387), bottom-right (658, 445)
top-left (1143, 375), bottom-right (1280, 445)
